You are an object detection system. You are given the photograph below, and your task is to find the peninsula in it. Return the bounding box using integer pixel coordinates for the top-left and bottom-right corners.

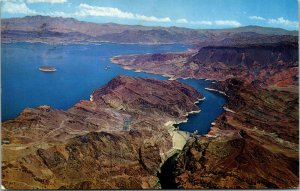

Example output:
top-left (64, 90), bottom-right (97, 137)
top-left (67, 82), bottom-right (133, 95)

top-left (1, 15), bottom-right (299, 189)
top-left (111, 41), bottom-right (298, 87)
top-left (110, 40), bottom-right (299, 188)
top-left (2, 76), bottom-right (203, 189)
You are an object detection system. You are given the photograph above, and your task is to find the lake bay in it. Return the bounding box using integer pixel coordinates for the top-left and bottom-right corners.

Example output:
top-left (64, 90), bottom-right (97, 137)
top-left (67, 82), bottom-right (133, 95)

top-left (2, 42), bottom-right (226, 134)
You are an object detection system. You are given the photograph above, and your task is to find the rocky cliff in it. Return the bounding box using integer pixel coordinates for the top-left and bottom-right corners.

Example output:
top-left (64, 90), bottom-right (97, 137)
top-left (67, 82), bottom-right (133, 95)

top-left (2, 76), bottom-right (203, 189)
top-left (191, 42), bottom-right (298, 86)
top-left (111, 43), bottom-right (299, 189)
top-left (112, 41), bottom-right (298, 88)
top-left (174, 79), bottom-right (298, 188)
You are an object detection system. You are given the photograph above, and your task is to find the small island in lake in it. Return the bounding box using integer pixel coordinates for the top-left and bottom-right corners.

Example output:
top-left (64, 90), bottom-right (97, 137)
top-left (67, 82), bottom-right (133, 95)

top-left (39, 66), bottom-right (57, 72)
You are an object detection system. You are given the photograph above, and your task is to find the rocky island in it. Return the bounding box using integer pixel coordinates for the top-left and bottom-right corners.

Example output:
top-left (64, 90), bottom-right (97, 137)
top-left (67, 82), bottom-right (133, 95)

top-left (39, 66), bottom-right (57, 72)
top-left (2, 76), bottom-right (203, 189)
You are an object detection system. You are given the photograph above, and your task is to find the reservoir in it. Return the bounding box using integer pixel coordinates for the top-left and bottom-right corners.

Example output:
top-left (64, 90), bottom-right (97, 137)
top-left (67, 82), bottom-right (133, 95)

top-left (1, 42), bottom-right (226, 134)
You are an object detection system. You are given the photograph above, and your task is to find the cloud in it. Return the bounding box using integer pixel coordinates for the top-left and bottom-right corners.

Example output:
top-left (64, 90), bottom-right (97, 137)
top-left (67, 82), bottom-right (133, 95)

top-left (214, 20), bottom-right (241, 27)
top-left (249, 15), bottom-right (266, 21)
top-left (1, 2), bottom-right (245, 28)
top-left (2, 1), bottom-right (36, 14)
top-left (1, 0), bottom-right (72, 17)
top-left (249, 16), bottom-right (298, 28)
top-left (136, 15), bottom-right (171, 22)
top-left (77, 4), bottom-right (134, 19)
top-left (190, 20), bottom-right (212, 25)
top-left (26, 0), bottom-right (67, 3)
top-left (176, 18), bottom-right (188, 23)
top-left (76, 3), bottom-right (171, 23)
top-left (268, 17), bottom-right (298, 27)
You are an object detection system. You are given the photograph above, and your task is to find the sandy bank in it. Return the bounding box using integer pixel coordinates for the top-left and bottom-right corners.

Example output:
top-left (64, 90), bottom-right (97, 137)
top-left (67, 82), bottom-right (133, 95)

top-left (205, 87), bottom-right (228, 96)
top-left (39, 66), bottom-right (57, 72)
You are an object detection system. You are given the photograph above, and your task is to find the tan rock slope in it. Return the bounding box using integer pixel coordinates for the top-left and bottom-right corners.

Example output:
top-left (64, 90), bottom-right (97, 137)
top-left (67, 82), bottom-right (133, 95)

top-left (2, 76), bottom-right (203, 189)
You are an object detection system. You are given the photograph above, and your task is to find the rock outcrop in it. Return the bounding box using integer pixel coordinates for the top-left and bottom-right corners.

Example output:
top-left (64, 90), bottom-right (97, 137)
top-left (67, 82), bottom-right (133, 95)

top-left (112, 41), bottom-right (298, 88)
top-left (2, 76), bottom-right (203, 189)
top-left (191, 42), bottom-right (298, 86)
top-left (174, 79), bottom-right (299, 189)
top-left (111, 43), bottom-right (299, 189)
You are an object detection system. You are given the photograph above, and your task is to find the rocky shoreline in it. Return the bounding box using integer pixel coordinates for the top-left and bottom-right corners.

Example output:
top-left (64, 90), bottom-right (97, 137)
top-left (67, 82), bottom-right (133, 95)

top-left (111, 41), bottom-right (298, 88)
top-left (174, 79), bottom-right (299, 188)
top-left (2, 14), bottom-right (299, 190)
top-left (110, 43), bottom-right (299, 189)
top-left (2, 76), bottom-right (204, 189)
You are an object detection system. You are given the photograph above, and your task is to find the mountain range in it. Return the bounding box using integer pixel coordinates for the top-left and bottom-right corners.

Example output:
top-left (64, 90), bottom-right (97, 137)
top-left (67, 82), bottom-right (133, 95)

top-left (1, 15), bottom-right (299, 189)
top-left (1, 15), bottom-right (298, 44)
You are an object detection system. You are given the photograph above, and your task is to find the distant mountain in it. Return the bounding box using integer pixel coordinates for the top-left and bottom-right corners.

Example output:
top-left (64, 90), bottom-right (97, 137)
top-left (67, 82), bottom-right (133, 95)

top-left (1, 15), bottom-right (298, 44)
top-left (211, 25), bottom-right (298, 36)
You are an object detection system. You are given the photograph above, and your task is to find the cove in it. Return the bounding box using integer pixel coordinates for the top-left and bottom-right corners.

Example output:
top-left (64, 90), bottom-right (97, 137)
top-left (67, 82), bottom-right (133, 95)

top-left (1, 42), bottom-right (227, 135)
top-left (177, 78), bottom-right (227, 134)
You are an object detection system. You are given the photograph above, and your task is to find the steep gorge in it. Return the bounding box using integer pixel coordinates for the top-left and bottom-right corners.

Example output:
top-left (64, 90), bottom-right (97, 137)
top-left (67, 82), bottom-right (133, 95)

top-left (174, 79), bottom-right (298, 188)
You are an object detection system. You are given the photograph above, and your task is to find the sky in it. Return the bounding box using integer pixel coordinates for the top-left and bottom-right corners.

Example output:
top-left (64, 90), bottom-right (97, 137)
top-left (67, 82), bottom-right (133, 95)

top-left (1, 0), bottom-right (299, 30)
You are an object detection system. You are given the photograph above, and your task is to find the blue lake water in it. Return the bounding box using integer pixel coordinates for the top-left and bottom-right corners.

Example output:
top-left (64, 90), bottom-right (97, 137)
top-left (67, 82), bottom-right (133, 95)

top-left (1, 42), bottom-right (227, 134)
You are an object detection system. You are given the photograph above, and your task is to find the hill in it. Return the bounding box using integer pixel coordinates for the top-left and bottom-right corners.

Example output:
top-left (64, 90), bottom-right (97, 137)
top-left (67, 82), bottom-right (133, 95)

top-left (1, 15), bottom-right (298, 44)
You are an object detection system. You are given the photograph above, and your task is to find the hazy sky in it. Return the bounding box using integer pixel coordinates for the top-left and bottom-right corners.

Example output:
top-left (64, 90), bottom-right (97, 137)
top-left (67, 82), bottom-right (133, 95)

top-left (1, 0), bottom-right (299, 30)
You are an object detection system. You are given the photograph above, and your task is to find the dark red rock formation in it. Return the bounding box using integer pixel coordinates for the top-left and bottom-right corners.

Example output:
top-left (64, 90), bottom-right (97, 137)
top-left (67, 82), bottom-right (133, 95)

top-left (111, 41), bottom-right (299, 189)
top-left (2, 76), bottom-right (203, 189)
top-left (112, 41), bottom-right (298, 88)
top-left (191, 42), bottom-right (298, 86)
top-left (174, 79), bottom-right (299, 189)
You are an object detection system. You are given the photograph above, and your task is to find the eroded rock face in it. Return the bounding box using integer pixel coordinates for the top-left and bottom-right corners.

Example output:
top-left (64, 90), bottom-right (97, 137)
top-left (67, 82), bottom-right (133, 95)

top-left (174, 79), bottom-right (299, 189)
top-left (2, 76), bottom-right (203, 189)
top-left (112, 42), bottom-right (298, 88)
top-left (191, 43), bottom-right (298, 86)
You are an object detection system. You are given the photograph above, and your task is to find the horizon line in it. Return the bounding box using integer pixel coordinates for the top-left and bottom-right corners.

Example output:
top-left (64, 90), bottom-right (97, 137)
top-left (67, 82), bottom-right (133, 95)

top-left (2, 15), bottom-right (299, 32)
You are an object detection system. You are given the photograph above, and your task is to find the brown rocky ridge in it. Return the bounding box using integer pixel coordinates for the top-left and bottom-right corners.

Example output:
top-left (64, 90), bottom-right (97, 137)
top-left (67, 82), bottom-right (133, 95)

top-left (174, 78), bottom-right (298, 188)
top-left (2, 76), bottom-right (203, 189)
top-left (2, 16), bottom-right (297, 44)
top-left (111, 41), bottom-right (298, 88)
top-left (110, 39), bottom-right (299, 189)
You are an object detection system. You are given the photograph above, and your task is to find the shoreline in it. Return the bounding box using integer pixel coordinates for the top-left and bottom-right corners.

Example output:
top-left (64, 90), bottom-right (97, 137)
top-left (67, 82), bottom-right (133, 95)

top-left (90, 95), bottom-right (94, 102)
top-left (2, 40), bottom-right (195, 46)
top-left (204, 87), bottom-right (228, 96)
top-left (110, 60), bottom-right (228, 138)
top-left (112, 55), bottom-right (230, 169)
top-left (110, 59), bottom-right (179, 80)
top-left (110, 58), bottom-right (221, 83)
top-left (160, 96), bottom-right (204, 165)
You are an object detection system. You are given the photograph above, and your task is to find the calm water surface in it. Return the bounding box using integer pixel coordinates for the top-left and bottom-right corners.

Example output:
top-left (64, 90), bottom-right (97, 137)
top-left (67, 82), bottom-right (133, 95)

top-left (1, 42), bottom-right (226, 134)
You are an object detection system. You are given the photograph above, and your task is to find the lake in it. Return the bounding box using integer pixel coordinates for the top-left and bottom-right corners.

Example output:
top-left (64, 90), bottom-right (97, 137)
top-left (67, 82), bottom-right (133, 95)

top-left (1, 42), bottom-right (226, 134)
